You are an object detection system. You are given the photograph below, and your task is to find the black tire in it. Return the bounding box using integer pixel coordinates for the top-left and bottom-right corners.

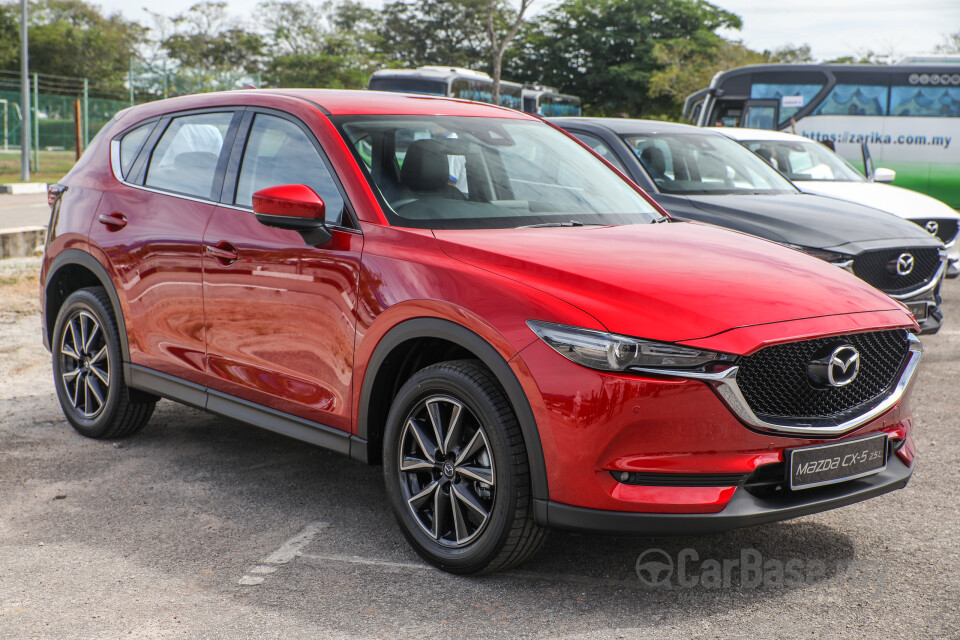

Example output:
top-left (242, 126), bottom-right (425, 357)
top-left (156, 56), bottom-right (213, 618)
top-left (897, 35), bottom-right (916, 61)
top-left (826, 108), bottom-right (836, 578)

top-left (51, 286), bottom-right (156, 439)
top-left (383, 359), bottom-right (546, 574)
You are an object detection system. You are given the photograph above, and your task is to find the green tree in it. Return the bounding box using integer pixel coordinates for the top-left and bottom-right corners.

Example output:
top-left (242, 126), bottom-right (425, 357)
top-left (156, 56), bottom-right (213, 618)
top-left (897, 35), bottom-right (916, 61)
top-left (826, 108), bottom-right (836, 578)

top-left (162, 2), bottom-right (265, 75)
top-left (0, 4), bottom-right (18, 70)
top-left (766, 43), bottom-right (813, 64)
top-left (3, 0), bottom-right (144, 90)
top-left (508, 0), bottom-right (741, 116)
top-left (378, 0), bottom-right (492, 70)
top-left (648, 37), bottom-right (765, 118)
top-left (256, 0), bottom-right (382, 89)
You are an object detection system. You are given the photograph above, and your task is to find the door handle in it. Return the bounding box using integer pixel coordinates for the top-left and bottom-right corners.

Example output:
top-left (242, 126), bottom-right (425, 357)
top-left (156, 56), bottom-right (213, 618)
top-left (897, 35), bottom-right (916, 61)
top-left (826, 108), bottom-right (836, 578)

top-left (98, 212), bottom-right (127, 230)
top-left (205, 241), bottom-right (239, 265)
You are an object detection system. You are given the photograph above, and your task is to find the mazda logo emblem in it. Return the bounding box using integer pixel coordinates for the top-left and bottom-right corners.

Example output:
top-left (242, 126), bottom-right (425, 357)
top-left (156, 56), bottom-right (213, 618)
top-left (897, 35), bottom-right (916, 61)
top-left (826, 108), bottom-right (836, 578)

top-left (807, 344), bottom-right (861, 388)
top-left (924, 220), bottom-right (939, 235)
top-left (894, 253), bottom-right (914, 276)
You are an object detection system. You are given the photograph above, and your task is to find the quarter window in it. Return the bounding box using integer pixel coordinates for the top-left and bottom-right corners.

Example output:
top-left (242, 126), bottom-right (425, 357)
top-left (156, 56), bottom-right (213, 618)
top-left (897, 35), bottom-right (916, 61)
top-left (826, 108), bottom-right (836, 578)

top-left (234, 114), bottom-right (345, 225)
top-left (118, 123), bottom-right (153, 179)
top-left (145, 112), bottom-right (233, 198)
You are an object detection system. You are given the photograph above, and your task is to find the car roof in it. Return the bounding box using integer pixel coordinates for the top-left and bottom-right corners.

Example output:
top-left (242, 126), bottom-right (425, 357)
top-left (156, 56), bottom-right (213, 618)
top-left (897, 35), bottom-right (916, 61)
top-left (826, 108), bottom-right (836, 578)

top-left (115, 88), bottom-right (535, 122)
top-left (550, 117), bottom-right (707, 135)
top-left (708, 127), bottom-right (812, 143)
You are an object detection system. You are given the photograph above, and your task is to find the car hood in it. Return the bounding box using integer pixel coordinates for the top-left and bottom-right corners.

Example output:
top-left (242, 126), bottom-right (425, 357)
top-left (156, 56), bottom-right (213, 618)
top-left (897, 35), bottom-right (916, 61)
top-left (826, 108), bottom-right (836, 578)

top-left (795, 181), bottom-right (960, 222)
top-left (679, 193), bottom-right (938, 251)
top-left (433, 222), bottom-right (904, 344)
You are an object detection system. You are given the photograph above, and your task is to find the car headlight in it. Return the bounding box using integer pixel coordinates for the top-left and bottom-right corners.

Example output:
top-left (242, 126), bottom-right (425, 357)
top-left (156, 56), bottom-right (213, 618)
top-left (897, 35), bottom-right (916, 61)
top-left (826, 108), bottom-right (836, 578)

top-left (786, 245), bottom-right (854, 271)
top-left (527, 320), bottom-right (734, 372)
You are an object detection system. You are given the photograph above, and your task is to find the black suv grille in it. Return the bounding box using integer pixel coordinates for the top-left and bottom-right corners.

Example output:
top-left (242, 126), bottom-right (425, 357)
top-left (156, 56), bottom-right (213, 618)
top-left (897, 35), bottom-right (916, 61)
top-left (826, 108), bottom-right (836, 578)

top-left (853, 247), bottom-right (941, 295)
top-left (911, 218), bottom-right (958, 245)
top-left (736, 330), bottom-right (910, 421)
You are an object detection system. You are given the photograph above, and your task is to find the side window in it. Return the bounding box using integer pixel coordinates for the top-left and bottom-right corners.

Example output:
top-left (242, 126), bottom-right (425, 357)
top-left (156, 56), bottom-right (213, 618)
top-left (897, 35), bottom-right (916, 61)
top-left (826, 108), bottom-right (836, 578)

top-left (118, 123), bottom-right (153, 179)
top-left (145, 112), bottom-right (233, 198)
top-left (750, 83), bottom-right (824, 123)
top-left (234, 114), bottom-right (345, 226)
top-left (572, 132), bottom-right (627, 172)
top-left (890, 85), bottom-right (960, 117)
top-left (813, 85), bottom-right (888, 116)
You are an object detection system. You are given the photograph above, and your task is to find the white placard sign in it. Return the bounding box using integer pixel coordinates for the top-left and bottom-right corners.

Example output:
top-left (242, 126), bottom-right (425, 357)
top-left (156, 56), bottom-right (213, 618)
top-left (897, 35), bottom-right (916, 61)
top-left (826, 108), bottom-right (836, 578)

top-left (781, 95), bottom-right (805, 108)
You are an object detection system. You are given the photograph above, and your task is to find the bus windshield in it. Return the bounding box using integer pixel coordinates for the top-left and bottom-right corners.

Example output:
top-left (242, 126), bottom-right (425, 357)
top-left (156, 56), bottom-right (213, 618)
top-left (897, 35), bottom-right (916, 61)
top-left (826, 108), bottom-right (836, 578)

top-left (623, 132), bottom-right (797, 195)
top-left (741, 139), bottom-right (866, 182)
top-left (335, 115), bottom-right (661, 229)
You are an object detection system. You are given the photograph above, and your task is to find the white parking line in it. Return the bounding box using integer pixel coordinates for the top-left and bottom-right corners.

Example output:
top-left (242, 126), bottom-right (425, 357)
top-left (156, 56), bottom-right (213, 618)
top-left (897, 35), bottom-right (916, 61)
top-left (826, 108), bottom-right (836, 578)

top-left (300, 552), bottom-right (639, 588)
top-left (238, 521), bottom-right (328, 586)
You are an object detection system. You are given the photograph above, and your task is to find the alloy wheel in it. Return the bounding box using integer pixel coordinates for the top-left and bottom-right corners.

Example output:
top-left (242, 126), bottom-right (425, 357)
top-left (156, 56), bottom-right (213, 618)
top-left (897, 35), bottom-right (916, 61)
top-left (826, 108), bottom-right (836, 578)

top-left (397, 395), bottom-right (496, 548)
top-left (59, 310), bottom-right (110, 419)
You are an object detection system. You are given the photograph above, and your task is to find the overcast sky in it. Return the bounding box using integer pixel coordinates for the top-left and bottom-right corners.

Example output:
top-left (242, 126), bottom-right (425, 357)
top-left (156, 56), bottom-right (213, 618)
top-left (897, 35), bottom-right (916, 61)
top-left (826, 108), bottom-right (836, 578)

top-left (95, 0), bottom-right (960, 62)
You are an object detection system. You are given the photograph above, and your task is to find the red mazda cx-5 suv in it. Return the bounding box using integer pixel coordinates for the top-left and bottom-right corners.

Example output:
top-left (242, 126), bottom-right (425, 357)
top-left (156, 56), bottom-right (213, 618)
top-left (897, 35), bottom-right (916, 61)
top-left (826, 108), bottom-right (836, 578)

top-left (41, 90), bottom-right (922, 574)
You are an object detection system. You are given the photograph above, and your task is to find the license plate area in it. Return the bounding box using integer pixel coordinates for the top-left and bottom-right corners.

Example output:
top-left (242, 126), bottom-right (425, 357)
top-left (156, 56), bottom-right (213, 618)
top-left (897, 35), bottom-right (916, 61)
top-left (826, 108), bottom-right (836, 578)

top-left (907, 303), bottom-right (928, 320)
top-left (787, 433), bottom-right (887, 491)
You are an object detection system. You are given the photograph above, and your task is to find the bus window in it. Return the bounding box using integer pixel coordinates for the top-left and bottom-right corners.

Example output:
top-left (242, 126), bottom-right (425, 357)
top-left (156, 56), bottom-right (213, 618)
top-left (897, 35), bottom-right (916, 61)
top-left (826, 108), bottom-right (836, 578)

top-left (750, 83), bottom-right (824, 123)
top-left (890, 85), bottom-right (960, 117)
top-left (813, 85), bottom-right (888, 116)
top-left (368, 77), bottom-right (448, 96)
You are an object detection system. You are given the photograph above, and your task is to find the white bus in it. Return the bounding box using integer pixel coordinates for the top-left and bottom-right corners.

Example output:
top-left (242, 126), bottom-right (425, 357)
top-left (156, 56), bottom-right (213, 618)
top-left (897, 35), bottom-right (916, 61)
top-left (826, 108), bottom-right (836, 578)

top-left (368, 67), bottom-right (581, 117)
top-left (521, 85), bottom-right (582, 117)
top-left (684, 63), bottom-right (960, 207)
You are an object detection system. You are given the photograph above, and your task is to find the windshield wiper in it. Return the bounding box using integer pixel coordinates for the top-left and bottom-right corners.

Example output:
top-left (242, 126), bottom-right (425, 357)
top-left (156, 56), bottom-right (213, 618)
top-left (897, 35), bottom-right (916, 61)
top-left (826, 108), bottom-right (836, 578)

top-left (518, 220), bottom-right (589, 228)
top-left (652, 215), bottom-right (670, 224)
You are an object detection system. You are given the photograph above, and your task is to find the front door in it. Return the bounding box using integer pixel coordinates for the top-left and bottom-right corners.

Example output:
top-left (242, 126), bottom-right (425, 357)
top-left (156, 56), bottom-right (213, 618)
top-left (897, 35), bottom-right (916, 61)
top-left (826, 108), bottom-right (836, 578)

top-left (201, 111), bottom-right (363, 432)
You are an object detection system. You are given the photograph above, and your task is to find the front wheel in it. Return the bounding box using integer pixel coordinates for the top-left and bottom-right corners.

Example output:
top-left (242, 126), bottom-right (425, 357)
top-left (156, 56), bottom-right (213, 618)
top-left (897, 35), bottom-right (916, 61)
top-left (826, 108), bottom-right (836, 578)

top-left (383, 360), bottom-right (546, 574)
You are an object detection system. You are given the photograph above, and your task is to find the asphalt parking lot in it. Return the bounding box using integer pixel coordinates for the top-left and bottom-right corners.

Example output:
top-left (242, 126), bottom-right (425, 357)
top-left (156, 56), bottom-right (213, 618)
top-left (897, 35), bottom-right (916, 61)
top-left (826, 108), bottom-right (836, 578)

top-left (1, 257), bottom-right (958, 639)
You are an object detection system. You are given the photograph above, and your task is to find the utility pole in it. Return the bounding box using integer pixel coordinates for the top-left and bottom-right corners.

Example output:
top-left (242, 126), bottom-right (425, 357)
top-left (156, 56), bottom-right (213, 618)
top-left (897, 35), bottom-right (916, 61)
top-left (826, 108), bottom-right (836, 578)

top-left (20, 0), bottom-right (29, 182)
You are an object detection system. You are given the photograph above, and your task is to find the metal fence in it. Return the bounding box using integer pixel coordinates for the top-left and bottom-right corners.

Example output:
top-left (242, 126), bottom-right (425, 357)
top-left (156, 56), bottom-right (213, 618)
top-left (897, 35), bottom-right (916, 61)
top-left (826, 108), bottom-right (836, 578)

top-left (0, 64), bottom-right (261, 156)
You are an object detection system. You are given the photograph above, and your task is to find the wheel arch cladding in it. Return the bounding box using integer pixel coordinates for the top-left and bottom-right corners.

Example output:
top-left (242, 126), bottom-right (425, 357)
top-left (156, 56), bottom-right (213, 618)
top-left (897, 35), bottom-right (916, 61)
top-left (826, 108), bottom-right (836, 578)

top-left (45, 249), bottom-right (130, 362)
top-left (358, 318), bottom-right (549, 501)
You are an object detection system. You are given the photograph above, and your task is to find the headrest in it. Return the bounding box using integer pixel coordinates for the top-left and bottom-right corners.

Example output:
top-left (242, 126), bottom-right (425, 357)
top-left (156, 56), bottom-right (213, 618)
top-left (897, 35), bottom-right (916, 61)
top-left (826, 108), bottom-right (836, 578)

top-left (400, 139), bottom-right (449, 191)
top-left (640, 146), bottom-right (665, 175)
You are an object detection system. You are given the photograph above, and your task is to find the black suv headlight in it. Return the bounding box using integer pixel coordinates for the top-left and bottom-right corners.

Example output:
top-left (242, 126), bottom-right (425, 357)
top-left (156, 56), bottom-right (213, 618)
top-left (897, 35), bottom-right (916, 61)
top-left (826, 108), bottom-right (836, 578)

top-left (786, 245), bottom-right (854, 272)
top-left (527, 320), bottom-right (735, 372)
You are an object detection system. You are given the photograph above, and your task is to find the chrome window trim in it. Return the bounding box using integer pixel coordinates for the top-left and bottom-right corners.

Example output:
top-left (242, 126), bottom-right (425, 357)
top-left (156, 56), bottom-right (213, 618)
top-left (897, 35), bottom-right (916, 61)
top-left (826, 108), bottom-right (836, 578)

top-left (629, 332), bottom-right (923, 436)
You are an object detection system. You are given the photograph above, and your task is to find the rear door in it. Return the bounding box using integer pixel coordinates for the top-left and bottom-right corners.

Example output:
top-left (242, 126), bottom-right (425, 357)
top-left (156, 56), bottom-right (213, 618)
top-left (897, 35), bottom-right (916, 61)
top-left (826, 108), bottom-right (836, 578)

top-left (201, 109), bottom-right (363, 432)
top-left (93, 109), bottom-right (240, 384)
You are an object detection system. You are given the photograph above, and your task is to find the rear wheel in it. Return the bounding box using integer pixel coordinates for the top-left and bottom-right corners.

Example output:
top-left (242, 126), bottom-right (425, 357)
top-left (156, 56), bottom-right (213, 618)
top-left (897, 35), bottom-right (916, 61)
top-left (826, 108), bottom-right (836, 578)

top-left (52, 287), bottom-right (156, 439)
top-left (383, 359), bottom-right (546, 574)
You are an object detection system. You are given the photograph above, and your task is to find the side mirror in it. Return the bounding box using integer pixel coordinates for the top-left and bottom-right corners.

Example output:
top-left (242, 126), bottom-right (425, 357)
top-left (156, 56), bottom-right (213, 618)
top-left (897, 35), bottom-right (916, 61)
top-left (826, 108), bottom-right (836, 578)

top-left (252, 184), bottom-right (332, 246)
top-left (873, 167), bottom-right (896, 183)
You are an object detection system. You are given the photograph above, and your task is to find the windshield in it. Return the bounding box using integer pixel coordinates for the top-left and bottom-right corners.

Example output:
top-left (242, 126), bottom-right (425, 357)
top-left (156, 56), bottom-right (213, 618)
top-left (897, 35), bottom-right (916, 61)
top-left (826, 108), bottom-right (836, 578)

top-left (335, 116), bottom-right (661, 229)
top-left (741, 139), bottom-right (866, 182)
top-left (622, 132), bottom-right (797, 195)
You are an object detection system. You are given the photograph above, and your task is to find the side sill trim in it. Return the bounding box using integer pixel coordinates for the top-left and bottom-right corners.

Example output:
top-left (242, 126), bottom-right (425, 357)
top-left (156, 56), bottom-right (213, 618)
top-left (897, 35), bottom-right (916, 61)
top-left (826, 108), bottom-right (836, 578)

top-left (125, 363), bottom-right (361, 458)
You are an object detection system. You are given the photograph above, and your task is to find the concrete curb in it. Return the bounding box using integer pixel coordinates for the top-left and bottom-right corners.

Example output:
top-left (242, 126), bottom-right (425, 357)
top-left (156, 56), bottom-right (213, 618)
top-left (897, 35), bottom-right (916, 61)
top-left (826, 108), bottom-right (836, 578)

top-left (0, 226), bottom-right (46, 259)
top-left (0, 183), bottom-right (48, 195)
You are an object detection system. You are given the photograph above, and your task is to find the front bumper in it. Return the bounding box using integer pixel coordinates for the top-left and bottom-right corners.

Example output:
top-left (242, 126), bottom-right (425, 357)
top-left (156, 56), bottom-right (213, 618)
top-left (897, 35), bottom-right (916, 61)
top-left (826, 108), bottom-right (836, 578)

top-left (535, 453), bottom-right (913, 535)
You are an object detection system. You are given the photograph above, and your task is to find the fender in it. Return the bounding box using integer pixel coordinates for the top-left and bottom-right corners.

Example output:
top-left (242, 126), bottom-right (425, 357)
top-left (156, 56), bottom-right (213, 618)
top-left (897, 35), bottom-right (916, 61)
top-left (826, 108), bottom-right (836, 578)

top-left (357, 317), bottom-right (549, 501)
top-left (44, 248), bottom-right (131, 361)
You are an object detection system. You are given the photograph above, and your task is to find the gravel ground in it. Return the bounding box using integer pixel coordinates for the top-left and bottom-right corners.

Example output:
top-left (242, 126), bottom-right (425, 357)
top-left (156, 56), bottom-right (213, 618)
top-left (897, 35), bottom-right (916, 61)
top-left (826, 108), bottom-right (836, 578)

top-left (1, 256), bottom-right (957, 640)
